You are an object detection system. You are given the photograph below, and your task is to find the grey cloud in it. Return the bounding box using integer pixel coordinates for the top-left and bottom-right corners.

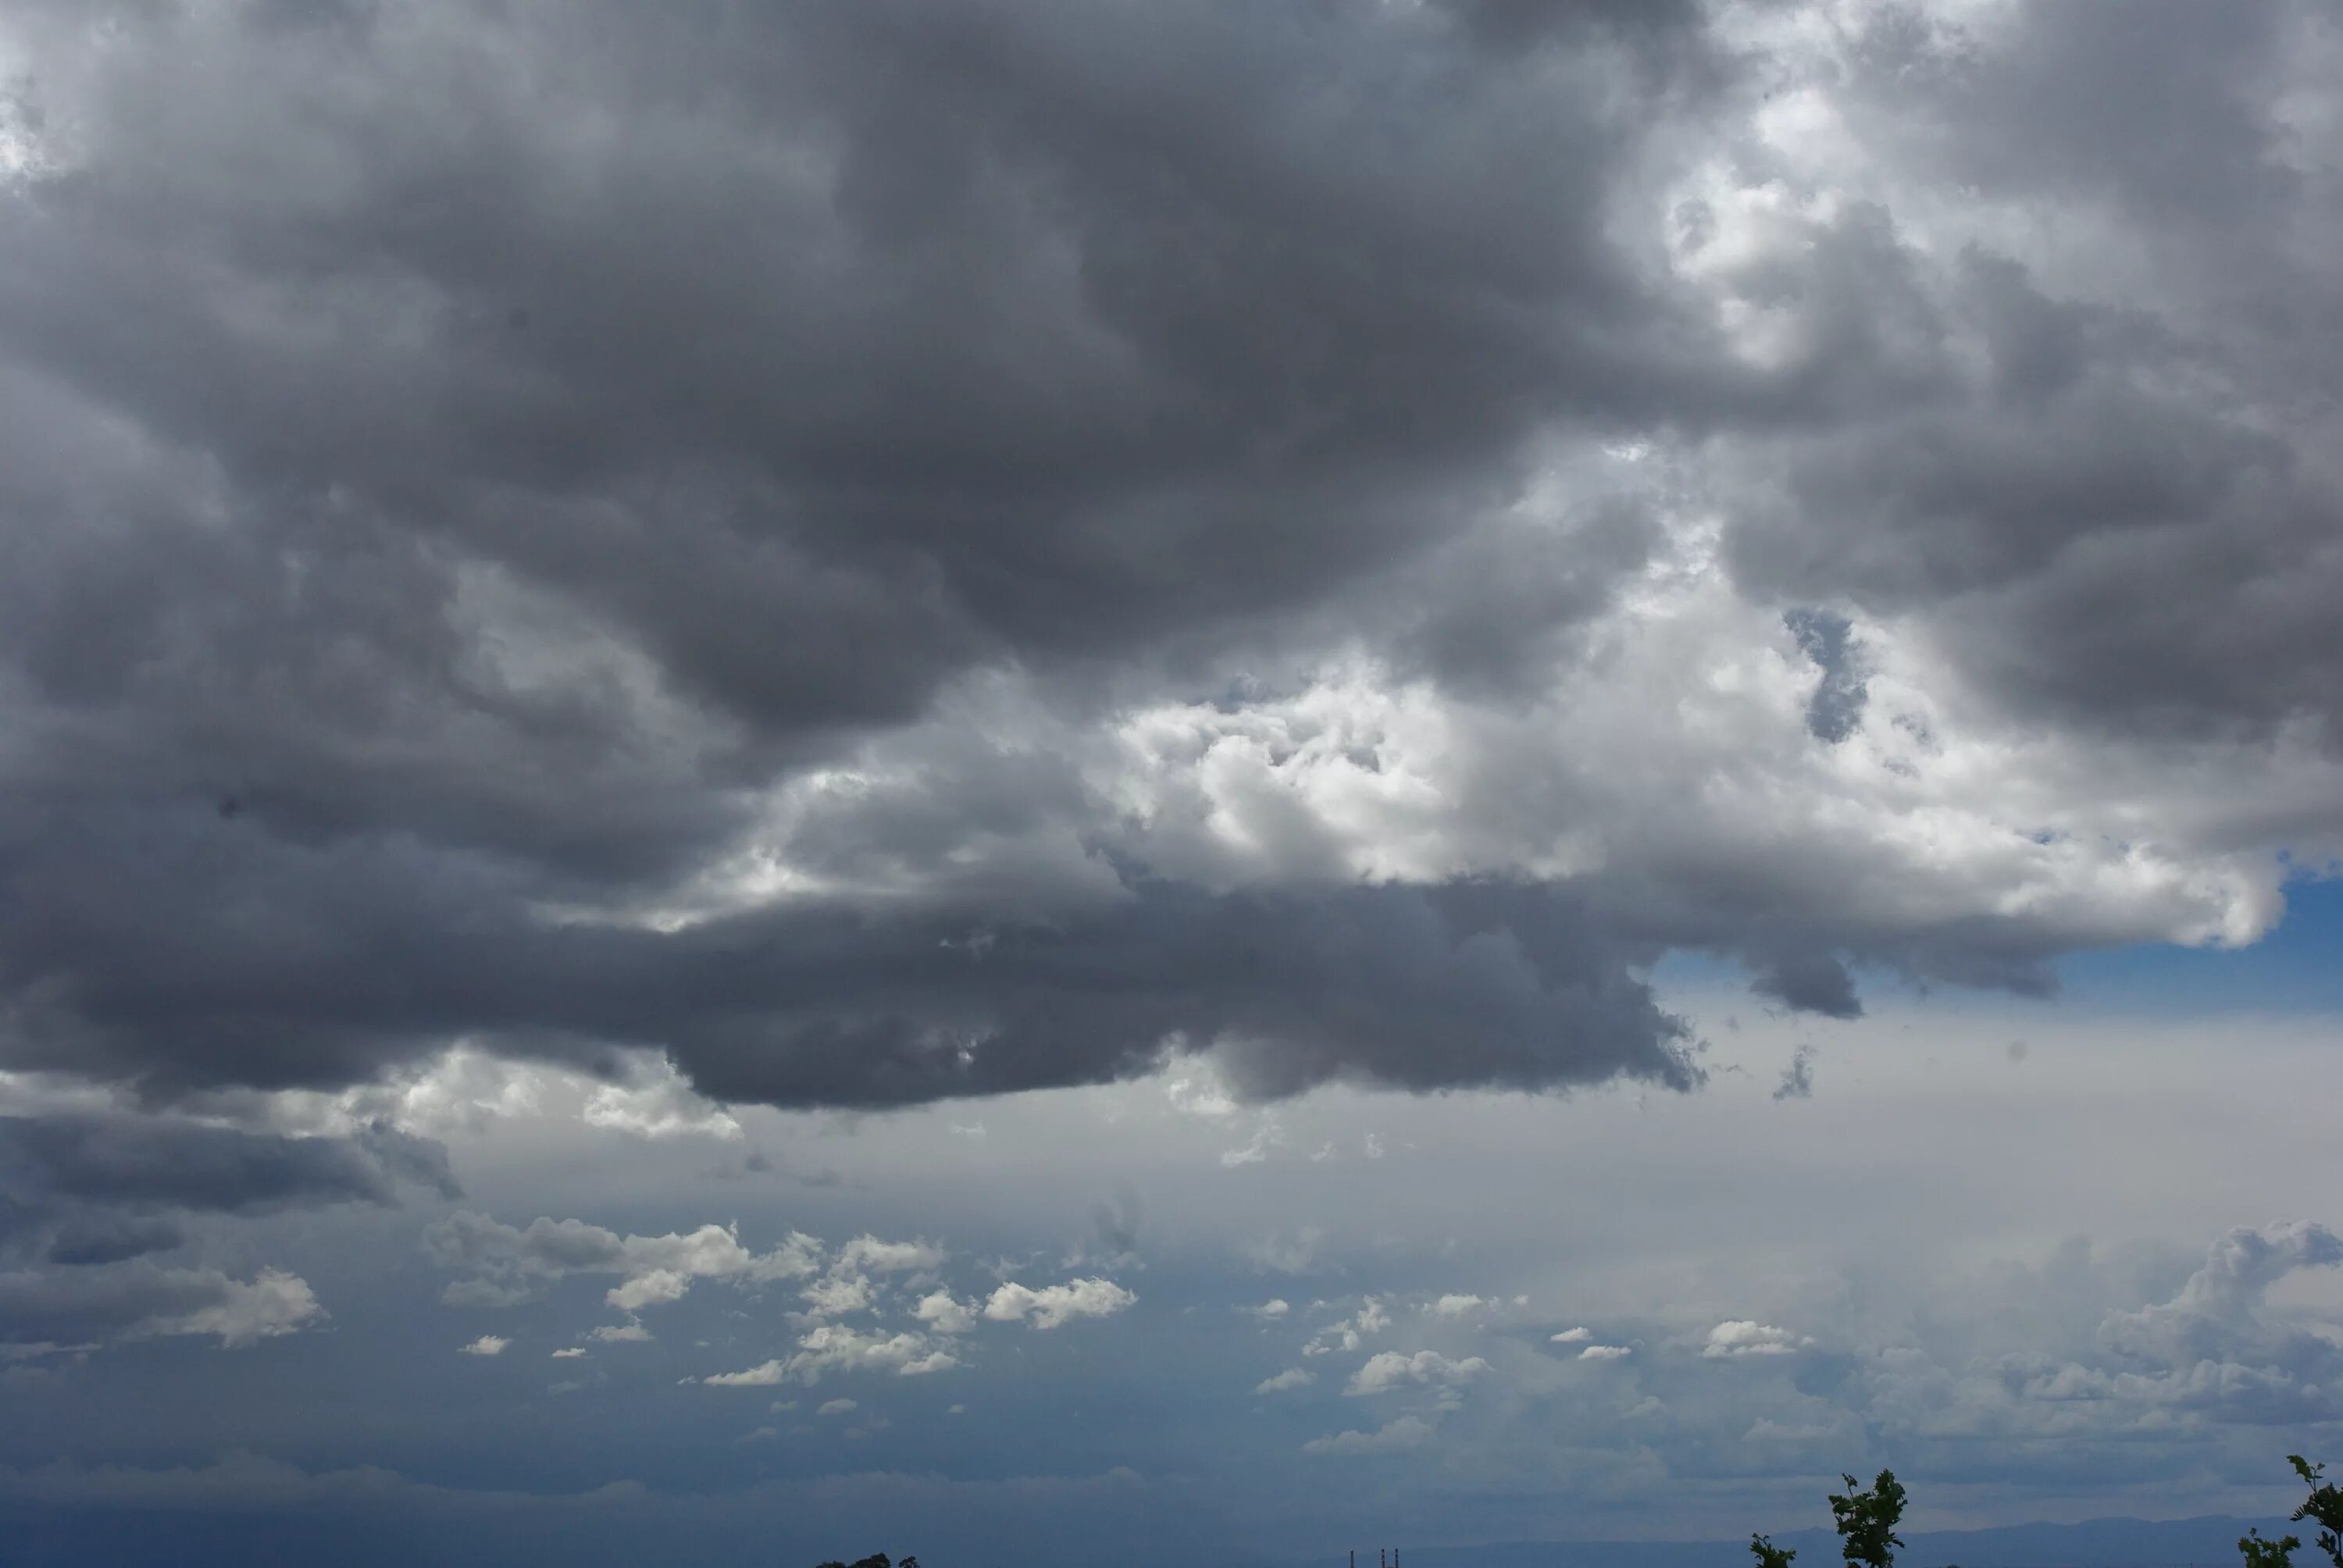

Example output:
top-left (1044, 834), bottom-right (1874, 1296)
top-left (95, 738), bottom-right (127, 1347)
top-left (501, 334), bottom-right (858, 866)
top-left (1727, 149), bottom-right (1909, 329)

top-left (6, 793), bottom-right (1697, 1105)
top-left (0, 1115), bottom-right (452, 1216)
top-left (1771, 1044), bottom-right (1814, 1103)
top-left (0, 0), bottom-right (2338, 1124)
top-left (0, 0), bottom-right (1745, 1107)
top-left (0, 1111), bottom-right (455, 1267)
top-left (1749, 953), bottom-right (1860, 1021)
top-left (1783, 609), bottom-right (1866, 745)
top-left (0, 1260), bottom-right (323, 1349)
top-left (1724, 6), bottom-right (2343, 749)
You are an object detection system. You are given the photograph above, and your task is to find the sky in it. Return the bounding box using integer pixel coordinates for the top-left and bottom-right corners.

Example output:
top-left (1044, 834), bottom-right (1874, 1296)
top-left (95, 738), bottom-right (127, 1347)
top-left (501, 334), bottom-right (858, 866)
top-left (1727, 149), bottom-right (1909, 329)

top-left (2, 1), bottom-right (2341, 1563)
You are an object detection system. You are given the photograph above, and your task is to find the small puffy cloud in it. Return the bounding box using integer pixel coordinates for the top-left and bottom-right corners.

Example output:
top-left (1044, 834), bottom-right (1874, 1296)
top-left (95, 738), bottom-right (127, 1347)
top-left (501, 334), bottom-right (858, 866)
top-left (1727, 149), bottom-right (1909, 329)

top-left (799, 1273), bottom-right (875, 1320)
top-left (1428, 1294), bottom-right (1486, 1319)
top-left (1255, 1367), bottom-right (1315, 1394)
top-left (1243, 1299), bottom-right (1291, 1320)
top-left (914, 1291), bottom-right (976, 1335)
top-left (833, 1237), bottom-right (947, 1275)
top-left (588, 1321), bottom-right (652, 1344)
top-left (424, 1211), bottom-right (819, 1313)
top-left (1703, 1320), bottom-right (1807, 1358)
top-left (704, 1323), bottom-right (958, 1388)
top-left (458, 1336), bottom-right (508, 1356)
top-left (1303, 1415), bottom-right (1435, 1456)
top-left (1551, 1326), bottom-right (1592, 1343)
top-left (816, 1398), bottom-right (858, 1417)
top-left (1346, 1349), bottom-right (1490, 1396)
top-left (1305, 1296), bottom-right (1390, 1356)
top-left (1578, 1344), bottom-right (1633, 1362)
top-left (983, 1278), bottom-right (1136, 1331)
top-left (579, 1056), bottom-right (742, 1142)
top-left (607, 1270), bottom-right (692, 1313)
top-left (551, 1347), bottom-right (587, 1359)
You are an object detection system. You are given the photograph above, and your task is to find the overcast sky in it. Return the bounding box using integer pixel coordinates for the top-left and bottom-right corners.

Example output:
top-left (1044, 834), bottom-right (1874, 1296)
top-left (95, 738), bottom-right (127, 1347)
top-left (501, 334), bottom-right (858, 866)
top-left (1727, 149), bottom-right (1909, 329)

top-left (3, 2), bottom-right (2342, 1563)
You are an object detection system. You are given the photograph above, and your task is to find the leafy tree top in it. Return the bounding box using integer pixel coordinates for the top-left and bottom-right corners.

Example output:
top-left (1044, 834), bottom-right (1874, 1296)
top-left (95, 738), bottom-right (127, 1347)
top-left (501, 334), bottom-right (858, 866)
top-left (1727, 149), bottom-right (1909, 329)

top-left (1828, 1470), bottom-right (1908, 1568)
top-left (2291, 1456), bottom-right (2343, 1568)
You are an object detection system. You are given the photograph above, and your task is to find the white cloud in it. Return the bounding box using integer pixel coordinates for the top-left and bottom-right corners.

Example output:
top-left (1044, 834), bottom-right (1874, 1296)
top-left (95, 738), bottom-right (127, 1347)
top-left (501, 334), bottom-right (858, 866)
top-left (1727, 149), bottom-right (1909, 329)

top-left (551, 1347), bottom-right (587, 1359)
top-left (816, 1398), bottom-right (858, 1417)
top-left (1578, 1344), bottom-right (1633, 1362)
top-left (1255, 1367), bottom-right (1314, 1394)
top-left (607, 1270), bottom-right (692, 1313)
top-left (1302, 1415), bottom-right (1435, 1456)
top-left (1428, 1294), bottom-right (1485, 1319)
top-left (1243, 1299), bottom-right (1291, 1320)
top-left (914, 1291), bottom-right (976, 1335)
top-left (588, 1322), bottom-right (652, 1344)
top-left (578, 1054), bottom-right (742, 1142)
top-left (1164, 1064), bottom-right (1239, 1118)
top-left (1346, 1349), bottom-right (1489, 1396)
top-left (982, 1278), bottom-right (1136, 1331)
top-left (425, 1212), bottom-right (822, 1314)
top-left (704, 1324), bottom-right (959, 1388)
top-left (833, 1237), bottom-right (947, 1275)
top-left (458, 1336), bottom-right (508, 1357)
top-left (799, 1273), bottom-right (875, 1319)
top-left (1703, 1320), bottom-right (1807, 1358)
top-left (1551, 1326), bottom-right (1592, 1343)
top-left (1304, 1296), bottom-right (1390, 1356)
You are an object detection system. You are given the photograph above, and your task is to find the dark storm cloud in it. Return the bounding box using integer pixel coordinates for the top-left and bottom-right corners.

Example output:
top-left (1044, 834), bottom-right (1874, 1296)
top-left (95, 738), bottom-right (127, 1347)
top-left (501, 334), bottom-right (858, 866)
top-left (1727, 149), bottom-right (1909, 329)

top-left (0, 0), bottom-right (2338, 1117)
top-left (3, 808), bottom-right (1697, 1103)
top-left (0, 1110), bottom-right (456, 1265)
top-left (0, 0), bottom-right (1739, 1107)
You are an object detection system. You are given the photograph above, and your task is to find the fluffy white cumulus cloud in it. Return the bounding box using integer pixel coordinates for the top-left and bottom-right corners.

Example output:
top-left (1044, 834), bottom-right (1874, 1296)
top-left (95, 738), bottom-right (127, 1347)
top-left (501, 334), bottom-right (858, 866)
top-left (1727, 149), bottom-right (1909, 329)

top-left (578, 1056), bottom-right (744, 1142)
top-left (983, 1278), bottom-right (1138, 1331)
top-left (1703, 1320), bottom-right (1808, 1359)
top-left (914, 1292), bottom-right (977, 1336)
top-left (423, 1211), bottom-right (826, 1313)
top-left (704, 1324), bottom-right (959, 1388)
top-left (458, 1335), bottom-right (508, 1357)
top-left (1346, 1349), bottom-right (1491, 1396)
top-left (1578, 1344), bottom-right (1633, 1363)
top-left (1551, 1326), bottom-right (1593, 1344)
top-left (1255, 1367), bottom-right (1315, 1395)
